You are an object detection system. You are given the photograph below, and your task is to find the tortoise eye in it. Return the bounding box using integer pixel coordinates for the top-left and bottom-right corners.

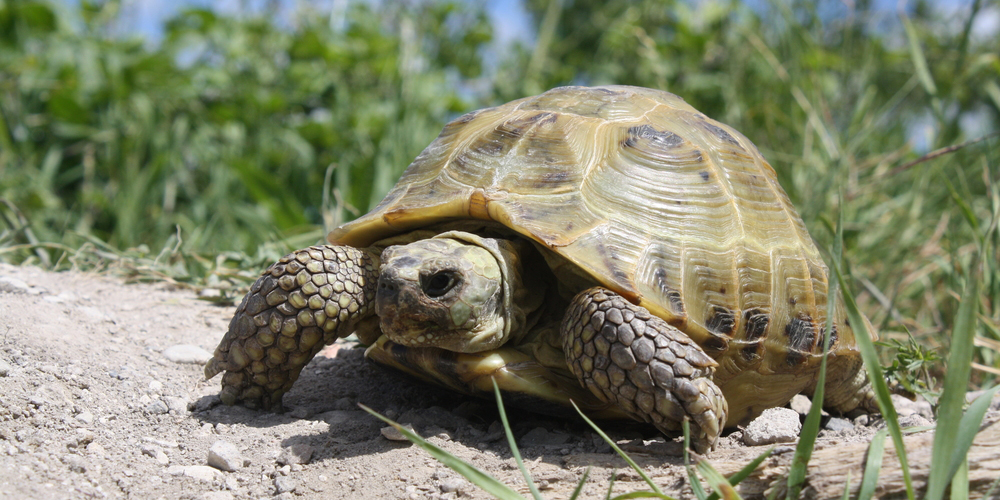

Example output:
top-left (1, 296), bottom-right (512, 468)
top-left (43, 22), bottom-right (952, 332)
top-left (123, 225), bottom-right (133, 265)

top-left (423, 271), bottom-right (459, 298)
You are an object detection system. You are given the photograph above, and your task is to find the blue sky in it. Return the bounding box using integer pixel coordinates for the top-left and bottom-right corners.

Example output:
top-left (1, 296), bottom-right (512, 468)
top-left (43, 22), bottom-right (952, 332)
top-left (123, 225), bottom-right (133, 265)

top-left (70, 0), bottom-right (996, 51)
top-left (102, 0), bottom-right (534, 46)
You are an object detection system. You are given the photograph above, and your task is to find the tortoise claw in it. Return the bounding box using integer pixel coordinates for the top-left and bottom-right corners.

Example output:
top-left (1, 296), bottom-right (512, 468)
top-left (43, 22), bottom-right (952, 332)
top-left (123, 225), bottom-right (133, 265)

top-left (205, 245), bottom-right (378, 410)
top-left (562, 287), bottom-right (728, 452)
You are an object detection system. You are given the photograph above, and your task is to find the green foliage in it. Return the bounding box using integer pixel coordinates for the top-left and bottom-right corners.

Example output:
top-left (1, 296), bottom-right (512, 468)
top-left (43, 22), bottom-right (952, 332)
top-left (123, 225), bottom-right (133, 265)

top-left (1, 0), bottom-right (491, 255)
top-left (881, 335), bottom-right (942, 401)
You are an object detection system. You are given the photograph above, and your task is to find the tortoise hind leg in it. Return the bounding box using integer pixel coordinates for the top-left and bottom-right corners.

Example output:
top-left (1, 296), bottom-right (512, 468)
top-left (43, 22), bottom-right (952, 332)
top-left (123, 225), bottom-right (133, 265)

top-left (205, 245), bottom-right (378, 410)
top-left (561, 287), bottom-right (728, 453)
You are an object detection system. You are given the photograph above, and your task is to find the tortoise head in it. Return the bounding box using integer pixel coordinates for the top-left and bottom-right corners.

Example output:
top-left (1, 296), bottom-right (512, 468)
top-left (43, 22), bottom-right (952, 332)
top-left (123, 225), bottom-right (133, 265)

top-left (375, 232), bottom-right (519, 352)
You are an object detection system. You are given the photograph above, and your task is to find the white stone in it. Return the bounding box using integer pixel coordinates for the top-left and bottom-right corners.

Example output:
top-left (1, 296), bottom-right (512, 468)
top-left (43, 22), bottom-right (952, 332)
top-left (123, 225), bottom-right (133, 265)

top-left (167, 465), bottom-right (223, 482)
top-left (743, 407), bottom-right (802, 446)
top-left (207, 440), bottom-right (243, 472)
top-left (162, 345), bottom-right (214, 364)
top-left (277, 443), bottom-right (314, 465)
top-left (0, 276), bottom-right (30, 293)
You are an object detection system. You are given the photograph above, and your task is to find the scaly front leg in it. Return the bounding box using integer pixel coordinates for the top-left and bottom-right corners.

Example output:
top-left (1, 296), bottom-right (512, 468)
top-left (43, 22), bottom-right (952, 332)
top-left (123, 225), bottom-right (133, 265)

top-left (205, 246), bottom-right (378, 410)
top-left (562, 288), bottom-right (728, 453)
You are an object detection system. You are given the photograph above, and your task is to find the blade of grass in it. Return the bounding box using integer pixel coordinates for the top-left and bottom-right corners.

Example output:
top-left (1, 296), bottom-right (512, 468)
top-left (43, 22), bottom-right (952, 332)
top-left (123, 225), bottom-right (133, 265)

top-left (609, 492), bottom-right (677, 500)
top-left (571, 402), bottom-right (670, 498)
top-left (705, 447), bottom-right (773, 500)
top-left (983, 474), bottom-right (1000, 498)
top-left (840, 471), bottom-right (851, 500)
top-left (492, 378), bottom-right (543, 500)
top-left (900, 14), bottom-right (943, 123)
top-left (858, 428), bottom-right (888, 499)
top-left (568, 467), bottom-right (590, 500)
top-left (831, 248), bottom-right (914, 499)
top-left (359, 404), bottom-right (526, 500)
top-left (683, 420), bottom-right (709, 500)
top-left (696, 459), bottom-right (741, 500)
top-left (950, 458), bottom-right (969, 500)
top-left (925, 253), bottom-right (982, 500)
top-left (786, 210), bottom-right (840, 498)
top-left (948, 385), bottom-right (1000, 482)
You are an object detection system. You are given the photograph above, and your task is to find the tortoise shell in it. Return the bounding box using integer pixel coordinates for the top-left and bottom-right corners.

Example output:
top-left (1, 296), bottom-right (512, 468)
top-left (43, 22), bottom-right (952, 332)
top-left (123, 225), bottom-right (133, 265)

top-left (329, 85), bottom-right (872, 424)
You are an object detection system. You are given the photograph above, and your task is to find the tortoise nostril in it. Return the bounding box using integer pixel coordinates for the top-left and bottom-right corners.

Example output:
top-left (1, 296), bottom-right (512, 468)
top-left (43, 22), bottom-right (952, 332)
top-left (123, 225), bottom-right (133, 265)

top-left (378, 276), bottom-right (397, 292)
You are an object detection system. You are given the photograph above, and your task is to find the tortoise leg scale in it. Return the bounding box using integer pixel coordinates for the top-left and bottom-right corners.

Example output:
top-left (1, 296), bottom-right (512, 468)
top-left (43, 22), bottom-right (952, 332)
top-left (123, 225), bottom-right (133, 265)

top-left (562, 287), bottom-right (728, 453)
top-left (205, 245), bottom-right (378, 410)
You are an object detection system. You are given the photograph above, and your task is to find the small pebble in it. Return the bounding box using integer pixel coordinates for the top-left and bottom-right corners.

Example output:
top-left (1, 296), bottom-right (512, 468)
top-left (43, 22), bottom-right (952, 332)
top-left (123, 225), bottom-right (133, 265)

top-left (891, 394), bottom-right (933, 419)
top-left (897, 414), bottom-right (934, 429)
top-left (148, 380), bottom-right (164, 393)
top-left (824, 417), bottom-right (854, 432)
top-left (289, 407), bottom-right (313, 419)
top-left (167, 465), bottom-right (223, 482)
top-left (202, 492), bottom-right (234, 500)
top-left (162, 345), bottom-right (214, 364)
top-left (61, 454), bottom-right (88, 473)
top-left (381, 424), bottom-right (415, 441)
top-left (146, 399), bottom-right (170, 415)
top-left (788, 394), bottom-right (813, 415)
top-left (274, 476), bottom-right (297, 494)
top-left (0, 277), bottom-right (30, 294)
top-left (87, 442), bottom-right (106, 456)
top-left (277, 444), bottom-right (314, 465)
top-left (192, 395), bottom-right (221, 412)
top-left (440, 478), bottom-right (466, 493)
top-left (30, 382), bottom-right (71, 407)
top-left (142, 444), bottom-right (163, 458)
top-left (207, 440), bottom-right (244, 472)
top-left (74, 429), bottom-right (96, 447)
top-left (0, 358), bottom-right (12, 377)
top-left (743, 407), bottom-right (802, 446)
top-left (75, 410), bottom-right (95, 425)
top-left (163, 396), bottom-right (188, 414)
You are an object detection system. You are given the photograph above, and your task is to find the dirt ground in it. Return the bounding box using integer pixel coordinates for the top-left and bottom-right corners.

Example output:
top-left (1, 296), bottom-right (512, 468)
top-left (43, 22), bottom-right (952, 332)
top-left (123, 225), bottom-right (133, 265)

top-left (0, 262), bottom-right (977, 500)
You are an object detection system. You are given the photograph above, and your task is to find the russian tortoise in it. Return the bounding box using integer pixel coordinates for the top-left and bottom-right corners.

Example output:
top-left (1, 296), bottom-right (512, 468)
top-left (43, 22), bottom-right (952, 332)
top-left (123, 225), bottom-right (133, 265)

top-left (205, 85), bottom-right (877, 452)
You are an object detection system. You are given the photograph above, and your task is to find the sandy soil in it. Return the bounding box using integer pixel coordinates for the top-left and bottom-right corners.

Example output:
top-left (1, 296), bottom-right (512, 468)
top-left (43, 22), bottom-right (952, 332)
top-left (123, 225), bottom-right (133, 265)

top-left (0, 263), bottom-right (950, 500)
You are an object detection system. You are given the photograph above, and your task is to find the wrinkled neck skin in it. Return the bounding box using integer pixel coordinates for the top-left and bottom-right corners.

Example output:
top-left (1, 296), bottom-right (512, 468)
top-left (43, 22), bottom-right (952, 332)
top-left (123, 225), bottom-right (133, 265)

top-left (373, 231), bottom-right (545, 353)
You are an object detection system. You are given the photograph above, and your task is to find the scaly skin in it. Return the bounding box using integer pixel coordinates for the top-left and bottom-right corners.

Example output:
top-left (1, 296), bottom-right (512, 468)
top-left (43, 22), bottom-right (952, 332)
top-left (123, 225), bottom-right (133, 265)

top-left (205, 245), bottom-right (378, 410)
top-left (562, 287), bottom-right (728, 453)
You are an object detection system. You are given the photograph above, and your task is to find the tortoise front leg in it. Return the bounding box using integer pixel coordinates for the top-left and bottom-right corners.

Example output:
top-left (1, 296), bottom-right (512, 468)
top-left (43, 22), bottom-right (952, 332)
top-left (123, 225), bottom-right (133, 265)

top-left (205, 245), bottom-right (378, 410)
top-left (562, 288), bottom-right (728, 453)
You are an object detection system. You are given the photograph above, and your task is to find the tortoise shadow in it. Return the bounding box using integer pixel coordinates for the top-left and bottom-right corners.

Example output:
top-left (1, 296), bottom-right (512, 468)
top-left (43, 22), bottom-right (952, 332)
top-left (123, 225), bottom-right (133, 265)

top-left (192, 347), bottom-right (687, 467)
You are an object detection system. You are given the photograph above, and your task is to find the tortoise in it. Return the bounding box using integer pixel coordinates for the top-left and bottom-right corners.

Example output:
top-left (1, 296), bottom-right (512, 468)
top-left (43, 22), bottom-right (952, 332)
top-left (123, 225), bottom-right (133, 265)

top-left (205, 85), bottom-right (877, 452)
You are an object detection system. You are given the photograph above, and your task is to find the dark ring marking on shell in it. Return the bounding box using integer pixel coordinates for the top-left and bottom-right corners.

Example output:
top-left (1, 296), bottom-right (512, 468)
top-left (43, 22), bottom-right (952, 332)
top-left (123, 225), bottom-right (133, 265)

top-left (702, 122), bottom-right (741, 146)
top-left (453, 109), bottom-right (483, 125)
top-left (742, 309), bottom-right (769, 342)
top-left (623, 124), bottom-right (684, 149)
top-left (699, 171), bottom-right (710, 181)
top-left (526, 111), bottom-right (559, 125)
top-left (702, 335), bottom-right (728, 352)
top-left (705, 305), bottom-right (735, 336)
top-left (785, 349), bottom-right (806, 367)
top-left (740, 343), bottom-right (760, 361)
top-left (785, 314), bottom-right (817, 352)
top-left (653, 268), bottom-right (685, 315)
top-left (817, 323), bottom-right (839, 352)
